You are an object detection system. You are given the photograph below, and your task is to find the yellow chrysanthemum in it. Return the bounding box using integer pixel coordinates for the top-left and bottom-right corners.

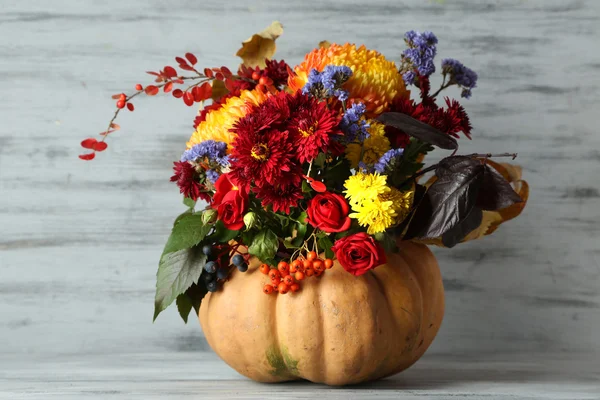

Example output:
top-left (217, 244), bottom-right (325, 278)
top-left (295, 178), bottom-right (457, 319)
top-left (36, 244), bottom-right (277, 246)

top-left (186, 89), bottom-right (269, 151)
top-left (345, 121), bottom-right (391, 168)
top-left (343, 171), bottom-right (390, 206)
top-left (288, 43), bottom-right (409, 116)
top-left (349, 187), bottom-right (415, 234)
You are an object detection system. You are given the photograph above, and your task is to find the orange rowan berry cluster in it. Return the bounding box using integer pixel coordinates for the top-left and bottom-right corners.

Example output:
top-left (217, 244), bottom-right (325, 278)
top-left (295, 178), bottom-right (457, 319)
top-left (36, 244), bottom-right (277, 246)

top-left (260, 251), bottom-right (334, 295)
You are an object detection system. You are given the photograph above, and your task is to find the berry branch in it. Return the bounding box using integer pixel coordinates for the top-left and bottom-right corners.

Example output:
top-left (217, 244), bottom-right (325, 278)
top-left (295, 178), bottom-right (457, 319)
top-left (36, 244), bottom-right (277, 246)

top-left (79, 52), bottom-right (235, 160)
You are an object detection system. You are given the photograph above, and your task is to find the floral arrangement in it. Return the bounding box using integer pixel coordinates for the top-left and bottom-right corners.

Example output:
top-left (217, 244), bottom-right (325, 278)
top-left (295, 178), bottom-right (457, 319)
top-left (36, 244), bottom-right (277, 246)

top-left (81, 22), bottom-right (528, 322)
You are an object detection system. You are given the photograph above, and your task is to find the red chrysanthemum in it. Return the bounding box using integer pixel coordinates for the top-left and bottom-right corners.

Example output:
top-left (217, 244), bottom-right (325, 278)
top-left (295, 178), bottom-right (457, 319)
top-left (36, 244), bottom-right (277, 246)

top-left (229, 111), bottom-right (298, 188)
top-left (389, 95), bottom-right (472, 140)
top-left (253, 179), bottom-right (304, 214)
top-left (170, 161), bottom-right (210, 202)
top-left (287, 95), bottom-right (342, 163)
top-left (264, 59), bottom-right (290, 88)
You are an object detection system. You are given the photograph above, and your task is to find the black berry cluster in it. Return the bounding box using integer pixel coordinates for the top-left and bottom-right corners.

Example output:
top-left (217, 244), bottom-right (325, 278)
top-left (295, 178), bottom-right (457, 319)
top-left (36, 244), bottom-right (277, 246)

top-left (201, 244), bottom-right (249, 292)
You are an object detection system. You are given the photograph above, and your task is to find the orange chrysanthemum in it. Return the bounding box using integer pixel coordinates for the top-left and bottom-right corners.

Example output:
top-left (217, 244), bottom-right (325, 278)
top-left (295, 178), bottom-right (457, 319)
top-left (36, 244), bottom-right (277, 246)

top-left (288, 43), bottom-right (409, 117)
top-left (186, 88), bottom-right (270, 151)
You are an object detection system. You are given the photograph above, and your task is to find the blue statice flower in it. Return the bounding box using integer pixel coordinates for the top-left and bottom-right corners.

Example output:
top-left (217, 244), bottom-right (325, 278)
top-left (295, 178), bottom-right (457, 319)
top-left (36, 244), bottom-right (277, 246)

top-left (302, 65), bottom-right (352, 101)
top-left (205, 169), bottom-right (220, 184)
top-left (402, 70), bottom-right (417, 86)
top-left (180, 140), bottom-right (229, 166)
top-left (339, 102), bottom-right (370, 142)
top-left (374, 148), bottom-right (404, 174)
top-left (441, 58), bottom-right (478, 99)
top-left (401, 30), bottom-right (438, 84)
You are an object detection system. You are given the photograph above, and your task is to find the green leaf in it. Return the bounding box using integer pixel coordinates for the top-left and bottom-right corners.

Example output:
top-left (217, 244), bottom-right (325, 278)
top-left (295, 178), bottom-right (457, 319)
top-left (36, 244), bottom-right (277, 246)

top-left (183, 197), bottom-right (196, 209)
top-left (207, 220), bottom-right (239, 243)
top-left (375, 232), bottom-right (398, 253)
top-left (248, 229), bottom-right (279, 262)
top-left (318, 234), bottom-right (334, 259)
top-left (283, 240), bottom-right (298, 249)
top-left (296, 211), bottom-right (308, 224)
top-left (176, 293), bottom-right (193, 324)
top-left (185, 282), bottom-right (208, 316)
top-left (301, 180), bottom-right (311, 193)
top-left (153, 247), bottom-right (207, 321)
top-left (292, 222), bottom-right (308, 247)
top-left (163, 213), bottom-right (212, 255)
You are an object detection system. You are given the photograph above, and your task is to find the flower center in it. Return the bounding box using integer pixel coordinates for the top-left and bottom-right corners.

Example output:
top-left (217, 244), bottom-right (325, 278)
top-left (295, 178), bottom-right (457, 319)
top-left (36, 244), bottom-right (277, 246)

top-left (298, 120), bottom-right (318, 138)
top-left (250, 143), bottom-right (269, 161)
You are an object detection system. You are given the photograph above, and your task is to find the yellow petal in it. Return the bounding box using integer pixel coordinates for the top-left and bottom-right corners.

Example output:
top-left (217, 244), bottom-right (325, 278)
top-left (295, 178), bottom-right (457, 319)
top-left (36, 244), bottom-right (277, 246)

top-left (235, 21), bottom-right (283, 68)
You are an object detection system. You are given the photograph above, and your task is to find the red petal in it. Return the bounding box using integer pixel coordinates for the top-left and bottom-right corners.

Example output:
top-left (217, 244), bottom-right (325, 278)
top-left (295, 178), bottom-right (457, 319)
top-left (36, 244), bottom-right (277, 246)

top-left (111, 94), bottom-right (121, 99)
top-left (185, 53), bottom-right (198, 66)
top-left (183, 92), bottom-right (194, 106)
top-left (198, 82), bottom-right (212, 101)
top-left (99, 130), bottom-right (115, 136)
top-left (163, 81), bottom-right (173, 93)
top-left (220, 66), bottom-right (232, 77)
top-left (110, 123), bottom-right (120, 130)
top-left (163, 66), bottom-right (177, 78)
top-left (175, 57), bottom-right (187, 65)
top-left (146, 71), bottom-right (160, 76)
top-left (172, 89), bottom-right (184, 98)
top-left (93, 141), bottom-right (108, 151)
top-left (127, 102), bottom-right (135, 111)
top-left (144, 85), bottom-right (159, 96)
top-left (81, 138), bottom-right (97, 149)
top-left (310, 180), bottom-right (327, 193)
top-left (203, 68), bottom-right (214, 78)
top-left (179, 64), bottom-right (195, 71)
top-left (173, 78), bottom-right (184, 84)
top-left (79, 153), bottom-right (96, 160)
top-left (215, 72), bottom-right (224, 81)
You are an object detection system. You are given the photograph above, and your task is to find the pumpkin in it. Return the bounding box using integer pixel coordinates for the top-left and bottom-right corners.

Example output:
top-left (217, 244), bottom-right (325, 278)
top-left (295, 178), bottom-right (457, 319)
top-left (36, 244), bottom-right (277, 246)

top-left (199, 240), bottom-right (444, 386)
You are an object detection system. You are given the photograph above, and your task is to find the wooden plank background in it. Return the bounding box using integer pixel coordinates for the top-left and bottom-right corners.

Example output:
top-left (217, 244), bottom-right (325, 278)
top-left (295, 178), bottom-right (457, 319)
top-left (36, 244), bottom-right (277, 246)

top-left (1, 0), bottom-right (599, 397)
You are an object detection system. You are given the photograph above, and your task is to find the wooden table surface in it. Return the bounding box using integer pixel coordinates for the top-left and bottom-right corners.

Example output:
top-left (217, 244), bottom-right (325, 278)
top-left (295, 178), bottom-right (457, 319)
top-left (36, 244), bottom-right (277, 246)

top-left (1, 0), bottom-right (599, 398)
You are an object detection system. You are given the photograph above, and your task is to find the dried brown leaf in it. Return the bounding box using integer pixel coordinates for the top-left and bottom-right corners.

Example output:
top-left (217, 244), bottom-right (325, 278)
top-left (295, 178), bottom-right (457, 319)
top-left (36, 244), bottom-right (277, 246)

top-left (235, 21), bottom-right (283, 68)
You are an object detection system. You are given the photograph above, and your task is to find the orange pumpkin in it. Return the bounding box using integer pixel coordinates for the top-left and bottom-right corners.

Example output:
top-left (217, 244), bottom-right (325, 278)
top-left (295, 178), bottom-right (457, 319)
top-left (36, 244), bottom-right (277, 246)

top-left (199, 240), bottom-right (444, 386)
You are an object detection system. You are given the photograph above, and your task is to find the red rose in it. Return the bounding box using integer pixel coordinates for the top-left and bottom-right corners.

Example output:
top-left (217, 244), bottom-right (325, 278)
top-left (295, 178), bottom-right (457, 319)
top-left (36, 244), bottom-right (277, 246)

top-left (331, 233), bottom-right (387, 276)
top-left (306, 192), bottom-right (351, 233)
top-left (212, 173), bottom-right (247, 230)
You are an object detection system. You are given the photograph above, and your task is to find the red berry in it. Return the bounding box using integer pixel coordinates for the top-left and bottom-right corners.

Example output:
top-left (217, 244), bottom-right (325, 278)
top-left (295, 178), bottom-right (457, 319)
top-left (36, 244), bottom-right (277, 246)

top-left (290, 283), bottom-right (300, 293)
top-left (268, 269), bottom-right (281, 281)
top-left (135, 84), bottom-right (143, 91)
top-left (324, 259), bottom-right (334, 269)
top-left (289, 260), bottom-right (301, 273)
top-left (313, 260), bottom-right (324, 272)
top-left (302, 259), bottom-right (312, 270)
top-left (127, 103), bottom-right (134, 111)
top-left (283, 275), bottom-right (294, 286)
top-left (258, 76), bottom-right (268, 85)
top-left (263, 284), bottom-right (274, 294)
top-left (305, 268), bottom-right (315, 277)
top-left (277, 261), bottom-right (289, 276)
top-left (307, 251), bottom-right (317, 261)
top-left (315, 269), bottom-right (323, 277)
top-left (294, 271), bottom-right (305, 281)
top-left (260, 264), bottom-right (270, 275)
top-left (278, 282), bottom-right (289, 294)
top-left (116, 100), bottom-right (125, 109)
top-left (119, 93), bottom-right (126, 101)
top-left (255, 83), bottom-right (265, 92)
top-left (251, 71), bottom-right (261, 81)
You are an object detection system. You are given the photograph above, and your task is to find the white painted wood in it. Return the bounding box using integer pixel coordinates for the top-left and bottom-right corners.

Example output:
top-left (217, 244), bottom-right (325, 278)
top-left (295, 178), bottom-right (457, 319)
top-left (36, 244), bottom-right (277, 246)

top-left (1, 0), bottom-right (599, 397)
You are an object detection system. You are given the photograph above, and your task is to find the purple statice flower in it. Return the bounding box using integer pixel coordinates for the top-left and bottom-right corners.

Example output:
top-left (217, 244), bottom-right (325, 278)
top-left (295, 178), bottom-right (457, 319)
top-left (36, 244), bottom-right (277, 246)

top-left (205, 169), bottom-right (220, 184)
top-left (401, 30), bottom-right (438, 82)
top-left (441, 58), bottom-right (478, 99)
top-left (402, 70), bottom-right (417, 86)
top-left (181, 140), bottom-right (229, 166)
top-left (374, 148), bottom-right (404, 174)
top-left (302, 65), bottom-right (352, 101)
top-left (339, 102), bottom-right (370, 142)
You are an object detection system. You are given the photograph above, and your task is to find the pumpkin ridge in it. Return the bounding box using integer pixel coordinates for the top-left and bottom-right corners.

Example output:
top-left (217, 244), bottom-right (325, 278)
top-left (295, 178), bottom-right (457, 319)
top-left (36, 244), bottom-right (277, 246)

top-left (269, 286), bottom-right (294, 379)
